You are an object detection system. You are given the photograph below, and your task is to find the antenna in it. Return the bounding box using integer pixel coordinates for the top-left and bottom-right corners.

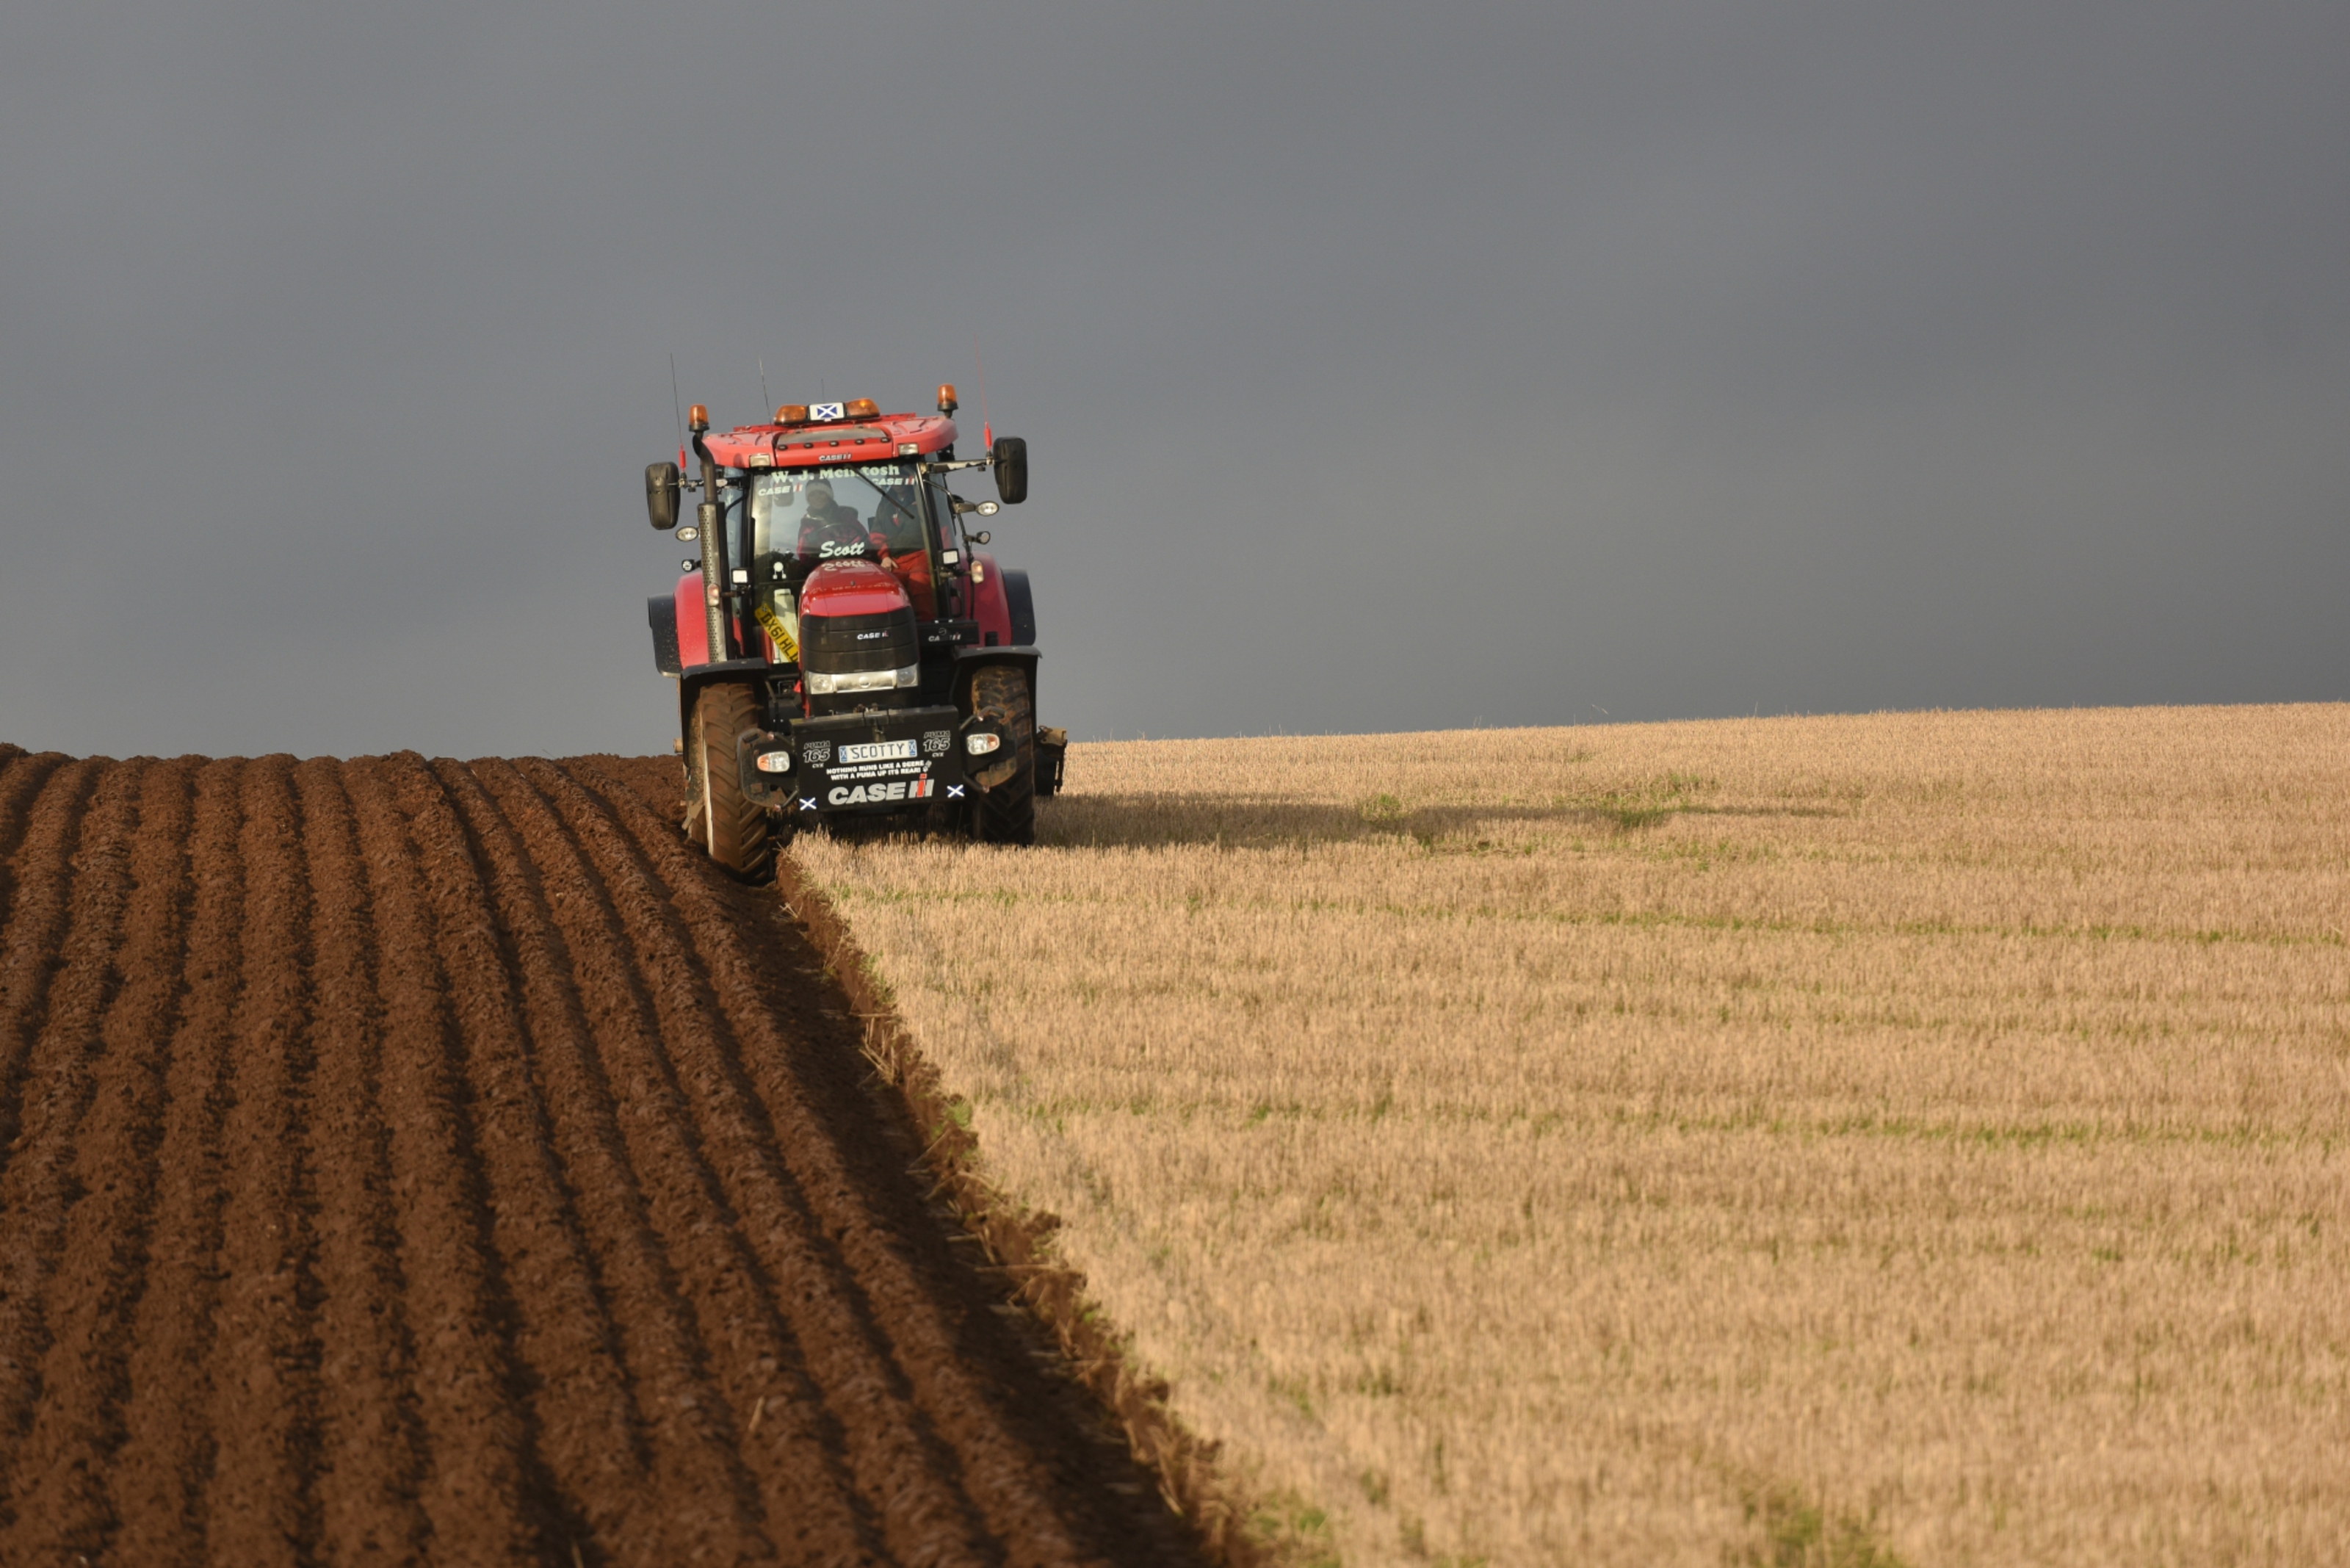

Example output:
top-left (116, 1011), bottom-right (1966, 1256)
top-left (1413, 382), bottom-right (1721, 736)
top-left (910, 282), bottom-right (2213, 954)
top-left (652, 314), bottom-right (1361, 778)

top-left (974, 333), bottom-right (991, 449)
top-left (670, 353), bottom-right (686, 471)
top-left (759, 358), bottom-right (770, 419)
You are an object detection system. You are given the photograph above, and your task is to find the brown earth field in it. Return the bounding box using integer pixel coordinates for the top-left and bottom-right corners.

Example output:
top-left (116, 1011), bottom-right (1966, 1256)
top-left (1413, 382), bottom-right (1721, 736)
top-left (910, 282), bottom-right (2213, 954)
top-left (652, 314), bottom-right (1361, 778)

top-left (0, 743), bottom-right (1201, 1567)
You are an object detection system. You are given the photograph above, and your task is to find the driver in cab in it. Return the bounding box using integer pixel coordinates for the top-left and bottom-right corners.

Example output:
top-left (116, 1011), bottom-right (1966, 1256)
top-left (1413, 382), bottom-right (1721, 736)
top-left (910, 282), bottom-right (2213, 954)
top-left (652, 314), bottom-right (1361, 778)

top-left (795, 480), bottom-right (868, 562)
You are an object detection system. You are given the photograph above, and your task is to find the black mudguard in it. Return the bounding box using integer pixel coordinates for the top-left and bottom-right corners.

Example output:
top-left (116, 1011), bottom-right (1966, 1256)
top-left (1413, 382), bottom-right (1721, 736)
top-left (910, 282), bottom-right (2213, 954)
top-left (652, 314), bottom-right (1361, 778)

top-left (648, 596), bottom-right (682, 676)
top-left (1001, 568), bottom-right (1038, 648)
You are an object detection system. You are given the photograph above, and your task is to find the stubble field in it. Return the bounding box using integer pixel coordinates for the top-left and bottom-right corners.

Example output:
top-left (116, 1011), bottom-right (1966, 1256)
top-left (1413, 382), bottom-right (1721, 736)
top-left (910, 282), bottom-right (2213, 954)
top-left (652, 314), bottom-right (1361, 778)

top-left (794, 704), bottom-right (2350, 1567)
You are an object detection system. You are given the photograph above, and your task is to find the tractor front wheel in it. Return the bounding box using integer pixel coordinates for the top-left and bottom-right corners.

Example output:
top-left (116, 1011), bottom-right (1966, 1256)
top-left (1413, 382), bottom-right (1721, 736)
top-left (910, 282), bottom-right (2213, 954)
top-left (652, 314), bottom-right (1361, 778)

top-left (966, 665), bottom-right (1037, 846)
top-left (687, 682), bottom-right (773, 880)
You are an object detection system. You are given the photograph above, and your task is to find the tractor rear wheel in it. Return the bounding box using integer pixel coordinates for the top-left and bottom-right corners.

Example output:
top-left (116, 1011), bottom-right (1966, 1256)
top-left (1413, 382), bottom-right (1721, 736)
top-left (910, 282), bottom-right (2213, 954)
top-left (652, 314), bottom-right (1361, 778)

top-left (689, 682), bottom-right (772, 879)
top-left (966, 665), bottom-right (1037, 846)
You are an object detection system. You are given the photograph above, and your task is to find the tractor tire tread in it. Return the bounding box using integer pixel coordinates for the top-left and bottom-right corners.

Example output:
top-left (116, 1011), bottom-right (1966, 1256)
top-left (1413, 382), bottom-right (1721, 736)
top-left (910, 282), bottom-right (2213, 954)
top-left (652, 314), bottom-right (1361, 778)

top-left (967, 665), bottom-right (1036, 846)
top-left (692, 682), bottom-right (773, 880)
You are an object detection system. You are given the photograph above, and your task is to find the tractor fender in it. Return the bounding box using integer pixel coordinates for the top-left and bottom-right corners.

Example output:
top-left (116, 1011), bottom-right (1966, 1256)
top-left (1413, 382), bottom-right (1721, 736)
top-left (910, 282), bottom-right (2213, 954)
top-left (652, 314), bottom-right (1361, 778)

top-left (1000, 568), bottom-right (1038, 648)
top-left (950, 646), bottom-right (1040, 711)
top-left (676, 661), bottom-right (780, 752)
top-left (648, 594), bottom-right (683, 676)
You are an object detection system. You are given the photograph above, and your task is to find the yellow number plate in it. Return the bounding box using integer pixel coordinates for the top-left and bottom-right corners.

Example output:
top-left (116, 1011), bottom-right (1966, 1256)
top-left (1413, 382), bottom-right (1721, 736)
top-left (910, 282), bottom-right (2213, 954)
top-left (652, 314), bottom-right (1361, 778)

top-left (753, 601), bottom-right (798, 662)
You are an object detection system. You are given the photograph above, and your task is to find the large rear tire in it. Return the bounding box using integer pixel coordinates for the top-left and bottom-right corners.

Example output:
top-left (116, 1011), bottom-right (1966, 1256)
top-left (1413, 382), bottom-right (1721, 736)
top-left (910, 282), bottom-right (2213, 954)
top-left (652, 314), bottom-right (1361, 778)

top-left (688, 682), bottom-right (773, 880)
top-left (966, 665), bottom-right (1036, 846)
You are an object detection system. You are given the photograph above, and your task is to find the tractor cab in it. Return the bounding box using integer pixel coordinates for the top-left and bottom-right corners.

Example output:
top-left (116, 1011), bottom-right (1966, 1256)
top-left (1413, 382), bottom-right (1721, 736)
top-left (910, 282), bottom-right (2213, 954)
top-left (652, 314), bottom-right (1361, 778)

top-left (746, 460), bottom-right (947, 640)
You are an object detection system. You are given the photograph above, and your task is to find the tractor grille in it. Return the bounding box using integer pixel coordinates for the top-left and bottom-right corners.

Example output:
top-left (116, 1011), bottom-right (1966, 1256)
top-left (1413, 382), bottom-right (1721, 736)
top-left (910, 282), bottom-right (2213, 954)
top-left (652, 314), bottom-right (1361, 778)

top-left (800, 607), bottom-right (919, 674)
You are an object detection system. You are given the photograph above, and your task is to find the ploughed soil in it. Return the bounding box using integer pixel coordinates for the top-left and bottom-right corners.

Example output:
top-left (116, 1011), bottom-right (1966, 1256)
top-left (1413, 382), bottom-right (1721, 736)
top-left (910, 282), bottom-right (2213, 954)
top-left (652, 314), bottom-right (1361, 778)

top-left (0, 746), bottom-right (1196, 1567)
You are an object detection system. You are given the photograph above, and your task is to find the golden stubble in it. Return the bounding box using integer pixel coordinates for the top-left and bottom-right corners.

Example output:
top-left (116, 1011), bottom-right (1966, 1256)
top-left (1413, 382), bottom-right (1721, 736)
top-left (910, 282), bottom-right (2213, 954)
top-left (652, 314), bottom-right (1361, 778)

top-left (793, 705), bottom-right (2350, 1567)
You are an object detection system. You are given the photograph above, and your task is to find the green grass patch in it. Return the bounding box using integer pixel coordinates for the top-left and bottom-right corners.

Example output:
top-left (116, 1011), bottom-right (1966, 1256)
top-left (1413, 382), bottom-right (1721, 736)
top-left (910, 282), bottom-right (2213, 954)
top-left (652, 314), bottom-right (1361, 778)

top-left (1250, 1489), bottom-right (1342, 1568)
top-left (1735, 1481), bottom-right (1907, 1568)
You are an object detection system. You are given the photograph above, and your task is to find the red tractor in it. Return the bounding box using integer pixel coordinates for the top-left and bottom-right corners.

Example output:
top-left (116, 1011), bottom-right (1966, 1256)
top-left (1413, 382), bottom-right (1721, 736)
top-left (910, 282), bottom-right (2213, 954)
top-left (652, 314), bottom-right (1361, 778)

top-left (643, 387), bottom-right (1062, 876)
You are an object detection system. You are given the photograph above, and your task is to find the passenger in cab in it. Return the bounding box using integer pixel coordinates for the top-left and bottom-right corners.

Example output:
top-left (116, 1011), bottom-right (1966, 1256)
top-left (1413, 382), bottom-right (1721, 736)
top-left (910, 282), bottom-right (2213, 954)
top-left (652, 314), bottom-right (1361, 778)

top-left (868, 480), bottom-right (938, 618)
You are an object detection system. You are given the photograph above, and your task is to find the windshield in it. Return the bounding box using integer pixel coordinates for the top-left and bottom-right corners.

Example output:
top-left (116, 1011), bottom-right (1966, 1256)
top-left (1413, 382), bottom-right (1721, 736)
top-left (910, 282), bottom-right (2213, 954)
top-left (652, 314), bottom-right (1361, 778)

top-left (747, 462), bottom-right (939, 644)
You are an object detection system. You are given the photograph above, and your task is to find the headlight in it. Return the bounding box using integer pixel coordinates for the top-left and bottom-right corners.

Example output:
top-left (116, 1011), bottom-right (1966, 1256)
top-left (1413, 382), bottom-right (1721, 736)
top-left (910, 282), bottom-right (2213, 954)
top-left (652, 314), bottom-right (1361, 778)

top-left (805, 664), bottom-right (919, 695)
top-left (753, 750), bottom-right (792, 773)
top-left (965, 731), bottom-right (1002, 756)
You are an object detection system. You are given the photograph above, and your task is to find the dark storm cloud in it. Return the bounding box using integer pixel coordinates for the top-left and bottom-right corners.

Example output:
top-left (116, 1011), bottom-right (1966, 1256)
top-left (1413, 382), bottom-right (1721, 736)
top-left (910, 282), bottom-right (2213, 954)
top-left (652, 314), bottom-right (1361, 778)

top-left (2, 1), bottom-right (2343, 754)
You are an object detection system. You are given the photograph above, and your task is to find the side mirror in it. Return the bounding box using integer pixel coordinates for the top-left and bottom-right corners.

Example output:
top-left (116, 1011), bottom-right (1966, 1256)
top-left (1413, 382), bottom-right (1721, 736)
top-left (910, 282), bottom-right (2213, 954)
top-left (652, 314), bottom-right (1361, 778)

top-left (991, 436), bottom-right (1028, 505)
top-left (645, 462), bottom-right (681, 530)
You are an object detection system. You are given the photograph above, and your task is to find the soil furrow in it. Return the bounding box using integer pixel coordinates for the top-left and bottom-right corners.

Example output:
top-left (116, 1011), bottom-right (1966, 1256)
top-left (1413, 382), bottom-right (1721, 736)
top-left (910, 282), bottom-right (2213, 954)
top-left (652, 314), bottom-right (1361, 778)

top-left (469, 755), bottom-right (885, 1564)
top-left (0, 749), bottom-right (1204, 1566)
top-left (0, 760), bottom-right (144, 1490)
top-left (289, 756), bottom-right (433, 1564)
top-left (561, 762), bottom-right (1108, 1568)
top-left (105, 758), bottom-right (246, 1564)
top-left (435, 755), bottom-right (808, 1562)
top-left (0, 747), bottom-right (69, 930)
top-left (339, 755), bottom-right (565, 1564)
top-left (199, 755), bottom-right (325, 1564)
top-left (521, 759), bottom-right (1000, 1567)
top-left (0, 756), bottom-right (198, 1558)
top-left (0, 756), bottom-right (103, 1163)
top-left (380, 751), bottom-right (709, 1562)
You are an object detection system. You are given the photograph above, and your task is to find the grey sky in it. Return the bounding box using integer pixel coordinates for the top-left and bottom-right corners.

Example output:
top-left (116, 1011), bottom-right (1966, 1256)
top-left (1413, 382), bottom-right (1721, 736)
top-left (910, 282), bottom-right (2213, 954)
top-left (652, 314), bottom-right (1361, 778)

top-left (3, 1), bottom-right (2343, 756)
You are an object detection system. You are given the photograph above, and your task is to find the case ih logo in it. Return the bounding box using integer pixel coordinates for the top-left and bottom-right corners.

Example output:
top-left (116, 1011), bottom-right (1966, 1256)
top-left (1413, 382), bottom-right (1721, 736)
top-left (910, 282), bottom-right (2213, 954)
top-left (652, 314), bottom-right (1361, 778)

top-left (828, 778), bottom-right (934, 804)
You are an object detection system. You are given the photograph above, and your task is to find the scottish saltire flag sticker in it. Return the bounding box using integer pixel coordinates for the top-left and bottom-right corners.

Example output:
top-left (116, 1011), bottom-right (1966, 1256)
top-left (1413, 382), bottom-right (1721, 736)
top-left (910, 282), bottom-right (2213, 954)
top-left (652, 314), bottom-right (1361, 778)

top-left (810, 402), bottom-right (845, 422)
